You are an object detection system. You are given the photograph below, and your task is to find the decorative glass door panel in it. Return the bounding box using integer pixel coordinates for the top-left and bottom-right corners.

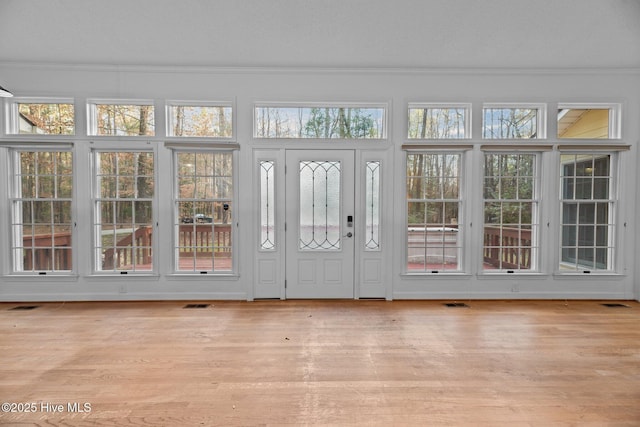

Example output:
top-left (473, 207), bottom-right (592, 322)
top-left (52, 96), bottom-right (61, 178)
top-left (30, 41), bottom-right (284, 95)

top-left (299, 161), bottom-right (341, 250)
top-left (285, 150), bottom-right (354, 298)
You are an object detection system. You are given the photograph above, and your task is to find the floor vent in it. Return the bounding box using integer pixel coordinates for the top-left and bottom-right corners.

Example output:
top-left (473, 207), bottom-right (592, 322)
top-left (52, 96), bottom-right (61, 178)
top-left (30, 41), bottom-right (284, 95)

top-left (10, 305), bottom-right (40, 311)
top-left (601, 303), bottom-right (630, 308)
top-left (444, 302), bottom-right (469, 308)
top-left (183, 304), bottom-right (210, 309)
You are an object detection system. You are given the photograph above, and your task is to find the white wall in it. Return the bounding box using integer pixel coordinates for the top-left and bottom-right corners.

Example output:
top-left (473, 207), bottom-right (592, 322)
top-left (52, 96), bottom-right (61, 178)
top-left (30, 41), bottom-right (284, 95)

top-left (1, 0), bottom-right (639, 69)
top-left (0, 63), bottom-right (638, 301)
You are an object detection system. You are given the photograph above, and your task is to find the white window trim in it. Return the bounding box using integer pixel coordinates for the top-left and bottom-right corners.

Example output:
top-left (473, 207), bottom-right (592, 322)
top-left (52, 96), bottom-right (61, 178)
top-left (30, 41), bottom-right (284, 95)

top-left (90, 145), bottom-right (158, 275)
top-left (478, 151), bottom-right (542, 274)
top-left (404, 150), bottom-right (466, 275)
top-left (87, 98), bottom-right (155, 137)
top-left (556, 151), bottom-right (618, 274)
top-left (8, 146), bottom-right (77, 276)
top-left (4, 97), bottom-right (76, 137)
top-left (482, 103), bottom-right (547, 140)
top-left (407, 102), bottom-right (472, 140)
top-left (165, 99), bottom-right (236, 141)
top-left (169, 148), bottom-right (238, 275)
top-left (557, 103), bottom-right (622, 139)
top-left (253, 101), bottom-right (389, 140)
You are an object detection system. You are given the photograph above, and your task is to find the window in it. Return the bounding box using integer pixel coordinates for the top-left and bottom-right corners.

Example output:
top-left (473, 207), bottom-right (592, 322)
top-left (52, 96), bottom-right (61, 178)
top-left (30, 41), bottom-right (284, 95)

top-left (299, 161), bottom-right (341, 250)
top-left (560, 154), bottom-right (615, 271)
top-left (93, 151), bottom-right (154, 272)
top-left (254, 105), bottom-right (386, 139)
top-left (483, 105), bottom-right (544, 139)
top-left (483, 153), bottom-right (538, 271)
top-left (175, 152), bottom-right (233, 272)
top-left (557, 104), bottom-right (620, 139)
top-left (6, 100), bottom-right (75, 135)
top-left (259, 160), bottom-right (275, 251)
top-left (10, 150), bottom-right (73, 273)
top-left (89, 102), bottom-right (155, 136)
top-left (406, 153), bottom-right (462, 271)
top-left (408, 104), bottom-right (469, 139)
top-left (365, 161), bottom-right (381, 251)
top-left (167, 103), bottom-right (233, 138)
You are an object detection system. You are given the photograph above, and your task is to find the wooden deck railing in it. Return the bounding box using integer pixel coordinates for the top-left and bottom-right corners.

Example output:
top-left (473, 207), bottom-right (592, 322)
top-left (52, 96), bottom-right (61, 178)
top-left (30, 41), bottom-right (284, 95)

top-left (102, 224), bottom-right (232, 269)
top-left (102, 226), bottom-right (153, 270)
top-left (23, 225), bottom-right (233, 271)
top-left (177, 224), bottom-right (232, 258)
top-left (483, 226), bottom-right (532, 269)
top-left (23, 232), bottom-right (73, 271)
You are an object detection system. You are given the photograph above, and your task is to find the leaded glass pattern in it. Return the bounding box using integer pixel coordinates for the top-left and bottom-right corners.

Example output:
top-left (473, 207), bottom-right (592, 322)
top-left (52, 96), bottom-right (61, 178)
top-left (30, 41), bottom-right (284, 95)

top-left (365, 161), bottom-right (380, 250)
top-left (260, 161), bottom-right (275, 250)
top-left (299, 161), bottom-right (341, 250)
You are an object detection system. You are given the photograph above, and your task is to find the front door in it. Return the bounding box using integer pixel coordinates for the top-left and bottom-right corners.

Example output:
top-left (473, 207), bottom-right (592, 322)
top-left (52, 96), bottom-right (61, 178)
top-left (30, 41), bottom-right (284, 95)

top-left (285, 150), bottom-right (355, 298)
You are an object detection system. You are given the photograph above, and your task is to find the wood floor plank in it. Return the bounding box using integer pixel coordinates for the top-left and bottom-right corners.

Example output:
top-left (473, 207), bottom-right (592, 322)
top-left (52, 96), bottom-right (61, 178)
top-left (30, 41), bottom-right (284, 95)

top-left (1, 300), bottom-right (639, 426)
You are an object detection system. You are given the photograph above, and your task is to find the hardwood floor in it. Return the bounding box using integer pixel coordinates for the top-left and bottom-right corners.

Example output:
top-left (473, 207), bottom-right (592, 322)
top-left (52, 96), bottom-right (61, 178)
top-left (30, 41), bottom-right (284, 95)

top-left (1, 300), bottom-right (639, 426)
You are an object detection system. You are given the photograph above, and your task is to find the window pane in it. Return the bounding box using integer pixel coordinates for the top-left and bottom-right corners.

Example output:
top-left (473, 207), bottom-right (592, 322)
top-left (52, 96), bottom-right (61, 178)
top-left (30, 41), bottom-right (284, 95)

top-left (558, 108), bottom-right (611, 139)
top-left (260, 161), bottom-right (275, 250)
top-left (483, 154), bottom-right (537, 270)
top-left (175, 152), bottom-right (233, 272)
top-left (483, 108), bottom-right (538, 139)
top-left (408, 107), bottom-right (467, 139)
top-left (93, 104), bottom-right (155, 136)
top-left (169, 105), bottom-right (233, 137)
top-left (406, 153), bottom-right (461, 271)
top-left (560, 154), bottom-right (613, 271)
top-left (11, 151), bottom-right (73, 272)
top-left (365, 161), bottom-right (380, 251)
top-left (299, 161), bottom-right (341, 250)
top-left (255, 106), bottom-right (385, 139)
top-left (15, 103), bottom-right (75, 135)
top-left (94, 151), bottom-right (154, 272)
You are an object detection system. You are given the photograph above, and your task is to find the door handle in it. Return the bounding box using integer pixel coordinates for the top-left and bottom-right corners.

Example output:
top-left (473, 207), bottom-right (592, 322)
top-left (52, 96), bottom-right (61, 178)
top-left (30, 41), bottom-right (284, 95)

top-left (343, 232), bottom-right (353, 238)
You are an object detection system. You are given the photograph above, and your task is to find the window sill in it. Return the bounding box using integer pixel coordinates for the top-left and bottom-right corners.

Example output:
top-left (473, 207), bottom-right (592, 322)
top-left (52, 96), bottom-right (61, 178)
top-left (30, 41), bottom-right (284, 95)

top-left (1, 274), bottom-right (80, 282)
top-left (166, 273), bottom-right (239, 281)
top-left (87, 273), bottom-right (160, 280)
top-left (401, 272), bottom-right (472, 279)
top-left (477, 271), bottom-right (548, 278)
top-left (553, 271), bottom-right (625, 278)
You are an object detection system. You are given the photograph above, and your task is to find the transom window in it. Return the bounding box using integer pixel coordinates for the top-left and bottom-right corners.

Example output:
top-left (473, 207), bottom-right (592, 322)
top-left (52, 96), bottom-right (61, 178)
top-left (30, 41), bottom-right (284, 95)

top-left (88, 101), bottom-right (155, 136)
top-left (254, 104), bottom-right (386, 139)
top-left (406, 153), bottom-right (462, 272)
top-left (93, 151), bottom-right (155, 272)
top-left (10, 150), bottom-right (73, 273)
top-left (557, 104), bottom-right (620, 139)
top-left (483, 153), bottom-right (538, 271)
top-left (408, 104), bottom-right (470, 139)
top-left (167, 103), bottom-right (233, 138)
top-left (482, 105), bottom-right (544, 139)
top-left (174, 151), bottom-right (233, 272)
top-left (560, 153), bottom-right (615, 271)
top-left (6, 99), bottom-right (75, 135)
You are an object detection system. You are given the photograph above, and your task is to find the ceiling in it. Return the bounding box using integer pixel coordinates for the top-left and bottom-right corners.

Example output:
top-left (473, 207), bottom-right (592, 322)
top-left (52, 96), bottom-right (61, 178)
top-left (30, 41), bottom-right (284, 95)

top-left (0, 0), bottom-right (639, 69)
